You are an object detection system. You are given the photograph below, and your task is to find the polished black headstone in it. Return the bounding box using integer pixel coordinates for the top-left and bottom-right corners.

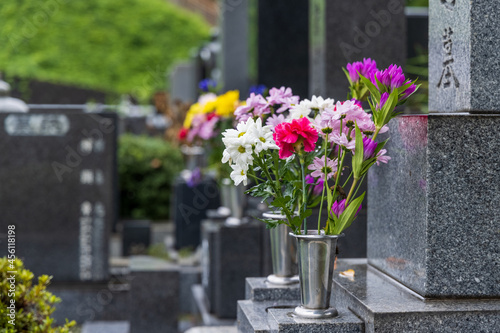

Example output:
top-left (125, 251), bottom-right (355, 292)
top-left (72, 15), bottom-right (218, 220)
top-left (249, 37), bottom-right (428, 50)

top-left (0, 112), bottom-right (117, 282)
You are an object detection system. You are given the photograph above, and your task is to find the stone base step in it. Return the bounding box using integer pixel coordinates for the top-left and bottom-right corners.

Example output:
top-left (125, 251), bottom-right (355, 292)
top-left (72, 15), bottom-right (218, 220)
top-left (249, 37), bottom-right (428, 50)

top-left (245, 277), bottom-right (300, 302)
top-left (333, 259), bottom-right (500, 333)
top-left (237, 299), bottom-right (364, 333)
top-left (192, 284), bottom-right (237, 326)
top-left (185, 326), bottom-right (237, 333)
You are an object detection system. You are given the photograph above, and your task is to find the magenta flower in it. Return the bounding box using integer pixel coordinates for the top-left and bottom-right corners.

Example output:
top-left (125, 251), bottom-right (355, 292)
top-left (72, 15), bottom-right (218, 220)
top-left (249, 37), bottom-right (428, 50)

top-left (371, 65), bottom-right (417, 101)
top-left (308, 156), bottom-right (338, 180)
top-left (379, 92), bottom-right (389, 109)
top-left (331, 199), bottom-right (362, 218)
top-left (350, 98), bottom-right (362, 107)
top-left (273, 118), bottom-right (319, 159)
top-left (347, 58), bottom-right (378, 82)
top-left (305, 175), bottom-right (324, 196)
top-left (362, 137), bottom-right (378, 160)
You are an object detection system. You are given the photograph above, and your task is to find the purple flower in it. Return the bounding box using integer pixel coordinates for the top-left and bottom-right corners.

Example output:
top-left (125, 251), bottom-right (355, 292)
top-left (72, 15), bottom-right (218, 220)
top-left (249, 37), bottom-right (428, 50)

top-left (379, 92), bottom-right (389, 108)
top-left (331, 199), bottom-right (362, 218)
top-left (306, 175), bottom-right (324, 196)
top-left (350, 98), bottom-right (362, 107)
top-left (346, 58), bottom-right (378, 82)
top-left (249, 84), bottom-right (267, 96)
top-left (199, 79), bottom-right (217, 92)
top-left (362, 137), bottom-right (378, 160)
top-left (371, 65), bottom-right (417, 101)
top-left (187, 168), bottom-right (202, 188)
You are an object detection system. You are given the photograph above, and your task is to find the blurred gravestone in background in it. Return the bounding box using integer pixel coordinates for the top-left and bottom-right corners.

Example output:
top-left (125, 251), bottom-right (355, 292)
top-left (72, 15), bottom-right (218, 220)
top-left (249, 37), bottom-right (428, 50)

top-left (0, 111), bottom-right (117, 282)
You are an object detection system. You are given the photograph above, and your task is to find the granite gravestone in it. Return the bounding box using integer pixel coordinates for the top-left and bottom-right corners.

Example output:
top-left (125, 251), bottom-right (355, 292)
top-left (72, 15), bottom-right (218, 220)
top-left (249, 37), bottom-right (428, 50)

top-left (254, 0), bottom-right (309, 98)
top-left (309, 0), bottom-right (406, 100)
top-left (0, 112), bottom-right (116, 282)
top-left (170, 62), bottom-right (198, 104)
top-left (220, 0), bottom-right (250, 94)
top-left (429, 0), bottom-right (500, 112)
top-left (368, 0), bottom-right (500, 298)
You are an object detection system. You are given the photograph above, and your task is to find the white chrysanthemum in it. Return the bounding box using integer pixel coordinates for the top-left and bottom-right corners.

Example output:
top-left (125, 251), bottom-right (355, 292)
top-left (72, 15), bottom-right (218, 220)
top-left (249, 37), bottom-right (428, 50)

top-left (249, 118), bottom-right (279, 153)
top-left (289, 101), bottom-right (312, 120)
top-left (309, 95), bottom-right (335, 111)
top-left (230, 163), bottom-right (248, 186)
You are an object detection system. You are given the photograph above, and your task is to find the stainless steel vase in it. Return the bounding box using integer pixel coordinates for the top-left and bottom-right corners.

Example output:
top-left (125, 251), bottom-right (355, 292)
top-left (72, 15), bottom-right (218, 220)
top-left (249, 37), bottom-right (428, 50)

top-left (263, 212), bottom-right (298, 285)
top-left (290, 230), bottom-right (340, 319)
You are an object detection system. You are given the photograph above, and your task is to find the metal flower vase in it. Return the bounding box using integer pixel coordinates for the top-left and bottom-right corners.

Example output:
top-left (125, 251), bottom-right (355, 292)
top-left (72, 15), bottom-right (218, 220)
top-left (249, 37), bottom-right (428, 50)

top-left (263, 212), bottom-right (298, 285)
top-left (290, 230), bottom-right (340, 319)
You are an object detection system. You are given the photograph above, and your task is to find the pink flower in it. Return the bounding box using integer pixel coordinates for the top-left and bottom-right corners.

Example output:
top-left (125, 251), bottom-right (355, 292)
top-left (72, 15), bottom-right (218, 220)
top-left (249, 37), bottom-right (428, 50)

top-left (198, 116), bottom-right (219, 140)
top-left (266, 86), bottom-right (300, 113)
top-left (376, 149), bottom-right (391, 165)
top-left (235, 93), bottom-right (269, 121)
top-left (266, 114), bottom-right (287, 130)
top-left (330, 132), bottom-right (355, 151)
top-left (308, 156), bottom-right (338, 180)
top-left (273, 117), bottom-right (319, 159)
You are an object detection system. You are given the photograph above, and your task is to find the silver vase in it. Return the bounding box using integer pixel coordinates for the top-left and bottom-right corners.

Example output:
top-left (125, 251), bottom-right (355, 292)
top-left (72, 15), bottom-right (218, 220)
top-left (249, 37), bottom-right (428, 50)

top-left (263, 212), bottom-right (298, 285)
top-left (290, 230), bottom-right (340, 319)
top-left (220, 178), bottom-right (246, 221)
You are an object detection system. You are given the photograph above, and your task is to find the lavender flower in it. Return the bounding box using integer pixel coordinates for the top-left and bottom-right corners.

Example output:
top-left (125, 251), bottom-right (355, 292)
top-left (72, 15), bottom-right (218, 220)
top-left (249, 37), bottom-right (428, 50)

top-left (331, 199), bottom-right (362, 218)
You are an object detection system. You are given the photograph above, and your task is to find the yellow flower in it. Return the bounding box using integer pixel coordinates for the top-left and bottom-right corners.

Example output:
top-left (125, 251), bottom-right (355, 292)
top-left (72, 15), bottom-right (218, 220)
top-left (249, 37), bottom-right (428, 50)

top-left (215, 90), bottom-right (240, 117)
top-left (202, 100), bottom-right (217, 114)
top-left (184, 102), bottom-right (203, 128)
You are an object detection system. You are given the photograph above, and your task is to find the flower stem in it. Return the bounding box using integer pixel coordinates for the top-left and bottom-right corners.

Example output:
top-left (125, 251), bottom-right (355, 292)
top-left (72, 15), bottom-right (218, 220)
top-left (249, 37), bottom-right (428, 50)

top-left (318, 134), bottom-right (328, 233)
top-left (299, 152), bottom-right (307, 234)
top-left (372, 126), bottom-right (381, 141)
top-left (346, 177), bottom-right (359, 204)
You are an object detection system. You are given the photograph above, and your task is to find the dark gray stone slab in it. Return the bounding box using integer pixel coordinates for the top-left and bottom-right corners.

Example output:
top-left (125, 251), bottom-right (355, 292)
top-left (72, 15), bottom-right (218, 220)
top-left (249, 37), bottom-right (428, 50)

top-left (169, 62), bottom-right (198, 104)
top-left (237, 300), bottom-right (298, 333)
top-left (220, 0), bottom-right (250, 94)
top-left (172, 177), bottom-right (220, 250)
top-left (368, 114), bottom-right (500, 297)
top-left (254, 0), bottom-right (309, 98)
top-left (267, 307), bottom-right (364, 333)
top-left (201, 219), bottom-right (224, 312)
top-left (332, 259), bottom-right (500, 333)
top-left (214, 221), bottom-right (264, 318)
top-left (82, 321), bottom-right (130, 333)
top-left (245, 278), bottom-right (299, 302)
top-left (429, 0), bottom-right (500, 112)
top-left (192, 284), bottom-right (236, 327)
top-left (180, 266), bottom-right (202, 314)
top-left (0, 112), bottom-right (116, 282)
top-left (309, 0), bottom-right (406, 100)
top-left (121, 220), bottom-right (151, 256)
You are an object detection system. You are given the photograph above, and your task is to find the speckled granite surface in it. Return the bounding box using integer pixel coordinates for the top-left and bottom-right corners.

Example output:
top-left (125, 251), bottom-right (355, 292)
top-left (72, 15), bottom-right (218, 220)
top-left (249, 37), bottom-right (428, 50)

top-left (267, 308), bottom-right (364, 333)
top-left (429, 0), bottom-right (500, 112)
top-left (245, 278), bottom-right (300, 302)
top-left (237, 300), bottom-right (299, 333)
top-left (332, 259), bottom-right (500, 333)
top-left (368, 114), bottom-right (500, 297)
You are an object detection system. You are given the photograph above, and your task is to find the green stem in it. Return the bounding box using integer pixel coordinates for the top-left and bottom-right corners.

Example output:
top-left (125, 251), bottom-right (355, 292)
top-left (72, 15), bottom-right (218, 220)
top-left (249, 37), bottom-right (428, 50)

top-left (342, 172), bottom-right (353, 188)
top-left (299, 153), bottom-right (307, 234)
top-left (318, 134), bottom-right (328, 233)
top-left (372, 126), bottom-right (381, 141)
top-left (351, 174), bottom-right (366, 201)
top-left (345, 177), bottom-right (359, 204)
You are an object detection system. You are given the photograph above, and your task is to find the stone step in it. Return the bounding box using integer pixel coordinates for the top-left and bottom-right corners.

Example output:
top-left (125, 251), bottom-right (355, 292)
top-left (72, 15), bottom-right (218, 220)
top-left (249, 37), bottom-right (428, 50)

top-left (268, 307), bottom-right (364, 333)
top-left (185, 326), bottom-right (237, 333)
top-left (192, 284), bottom-right (236, 326)
top-left (82, 321), bottom-right (130, 333)
top-left (237, 299), bottom-right (363, 333)
top-left (333, 259), bottom-right (500, 333)
top-left (245, 277), bottom-right (300, 302)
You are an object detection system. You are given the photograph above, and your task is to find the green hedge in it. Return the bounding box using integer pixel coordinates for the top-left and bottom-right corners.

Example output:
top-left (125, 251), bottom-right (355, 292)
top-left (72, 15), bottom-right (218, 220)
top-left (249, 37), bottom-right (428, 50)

top-left (119, 134), bottom-right (184, 220)
top-left (0, 0), bottom-right (210, 101)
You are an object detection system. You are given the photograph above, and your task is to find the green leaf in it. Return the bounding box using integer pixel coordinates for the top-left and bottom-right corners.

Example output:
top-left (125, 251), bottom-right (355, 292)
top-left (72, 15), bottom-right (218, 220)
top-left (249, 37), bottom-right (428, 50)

top-left (342, 67), bottom-right (353, 86)
top-left (359, 74), bottom-right (381, 100)
top-left (352, 123), bottom-right (364, 179)
top-left (331, 193), bottom-right (365, 234)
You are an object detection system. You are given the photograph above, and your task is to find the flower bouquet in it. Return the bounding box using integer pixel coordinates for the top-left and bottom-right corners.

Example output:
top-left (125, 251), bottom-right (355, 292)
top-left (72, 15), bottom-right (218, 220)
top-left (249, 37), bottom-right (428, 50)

top-left (221, 59), bottom-right (418, 318)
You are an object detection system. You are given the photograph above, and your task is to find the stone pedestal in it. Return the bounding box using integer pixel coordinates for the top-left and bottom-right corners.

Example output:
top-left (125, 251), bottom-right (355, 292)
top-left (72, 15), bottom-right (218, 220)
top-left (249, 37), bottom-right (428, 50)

top-left (368, 114), bottom-right (500, 298)
top-left (245, 278), bottom-right (299, 302)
